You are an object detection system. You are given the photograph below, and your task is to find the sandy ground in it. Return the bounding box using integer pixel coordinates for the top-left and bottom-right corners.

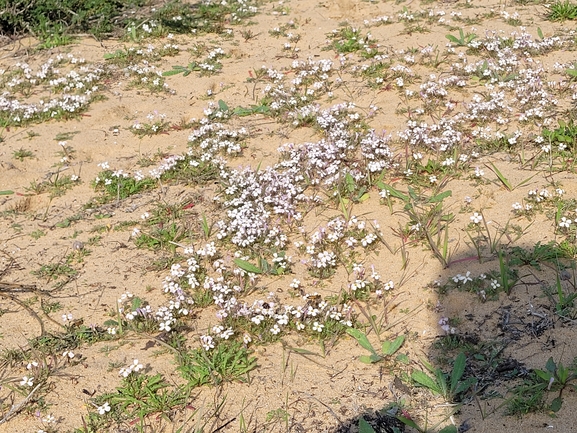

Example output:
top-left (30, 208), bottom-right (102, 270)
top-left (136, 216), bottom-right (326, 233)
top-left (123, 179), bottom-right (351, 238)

top-left (2, 0), bottom-right (577, 432)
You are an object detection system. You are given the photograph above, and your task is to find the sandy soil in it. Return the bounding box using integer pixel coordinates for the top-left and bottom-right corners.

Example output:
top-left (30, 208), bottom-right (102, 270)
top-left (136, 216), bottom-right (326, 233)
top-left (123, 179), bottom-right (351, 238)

top-left (2, 0), bottom-right (577, 432)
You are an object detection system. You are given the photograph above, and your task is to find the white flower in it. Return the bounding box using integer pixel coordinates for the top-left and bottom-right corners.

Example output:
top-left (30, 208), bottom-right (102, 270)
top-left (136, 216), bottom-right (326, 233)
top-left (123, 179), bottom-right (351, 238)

top-left (312, 322), bottom-right (324, 333)
top-left (97, 402), bottom-right (111, 415)
top-left (20, 376), bottom-right (34, 386)
top-left (470, 212), bottom-right (483, 224)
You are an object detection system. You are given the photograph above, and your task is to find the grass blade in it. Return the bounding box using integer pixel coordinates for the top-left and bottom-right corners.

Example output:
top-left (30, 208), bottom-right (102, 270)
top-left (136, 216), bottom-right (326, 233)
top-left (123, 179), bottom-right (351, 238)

top-left (486, 162), bottom-right (512, 191)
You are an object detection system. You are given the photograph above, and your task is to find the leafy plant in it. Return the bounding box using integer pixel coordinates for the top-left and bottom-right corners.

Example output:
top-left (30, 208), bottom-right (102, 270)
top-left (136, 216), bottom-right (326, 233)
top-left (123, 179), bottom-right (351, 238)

top-left (381, 183), bottom-right (455, 267)
top-left (0, 0), bottom-right (146, 43)
top-left (177, 341), bottom-right (257, 387)
top-left (547, 0), bottom-right (577, 21)
top-left (12, 148), bottom-right (34, 161)
top-left (445, 28), bottom-right (477, 46)
top-left (347, 328), bottom-right (405, 364)
top-left (507, 356), bottom-right (577, 415)
top-left (411, 352), bottom-right (476, 402)
top-left (98, 372), bottom-right (190, 427)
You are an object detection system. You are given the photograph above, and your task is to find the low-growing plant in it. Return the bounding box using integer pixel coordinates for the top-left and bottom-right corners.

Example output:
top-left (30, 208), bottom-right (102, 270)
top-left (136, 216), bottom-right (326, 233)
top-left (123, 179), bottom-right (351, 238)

top-left (95, 371), bottom-right (190, 428)
top-left (177, 341), bottom-right (257, 387)
top-left (445, 28), bottom-right (477, 46)
top-left (346, 328), bottom-right (405, 364)
top-left (411, 352), bottom-right (477, 403)
top-left (547, 0), bottom-right (577, 21)
top-left (12, 148), bottom-right (34, 161)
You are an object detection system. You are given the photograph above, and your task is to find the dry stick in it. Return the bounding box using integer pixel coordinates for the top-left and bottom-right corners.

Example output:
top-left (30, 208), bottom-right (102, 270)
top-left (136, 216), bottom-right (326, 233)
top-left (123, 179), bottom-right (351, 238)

top-left (0, 282), bottom-right (64, 330)
top-left (0, 291), bottom-right (45, 335)
top-left (0, 282), bottom-right (37, 292)
top-left (0, 382), bottom-right (42, 425)
top-left (301, 392), bottom-right (344, 428)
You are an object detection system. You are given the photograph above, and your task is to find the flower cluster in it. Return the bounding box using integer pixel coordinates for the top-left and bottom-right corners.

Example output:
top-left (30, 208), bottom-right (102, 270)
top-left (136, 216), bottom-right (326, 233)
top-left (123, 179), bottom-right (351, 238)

top-left (119, 359), bottom-right (144, 377)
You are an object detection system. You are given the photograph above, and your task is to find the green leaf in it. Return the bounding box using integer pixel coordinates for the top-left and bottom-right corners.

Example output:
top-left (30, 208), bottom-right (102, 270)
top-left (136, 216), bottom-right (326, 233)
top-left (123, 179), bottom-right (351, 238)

top-left (454, 377), bottom-right (477, 395)
top-left (346, 328), bottom-right (377, 354)
top-left (396, 353), bottom-right (410, 364)
top-left (546, 357), bottom-right (557, 374)
top-left (537, 27), bottom-right (544, 39)
top-left (163, 68), bottom-right (185, 77)
top-left (486, 162), bottom-right (512, 191)
top-left (551, 397), bottom-right (563, 412)
top-left (428, 190), bottom-right (452, 203)
top-left (439, 425), bottom-right (458, 433)
top-left (359, 417), bottom-right (377, 433)
top-left (359, 354), bottom-right (382, 364)
top-left (0, 190), bottom-right (14, 195)
top-left (233, 258), bottom-right (262, 274)
top-left (218, 99), bottom-right (229, 112)
top-left (131, 297), bottom-right (142, 310)
top-left (381, 335), bottom-right (405, 356)
top-left (445, 34), bottom-right (460, 44)
top-left (396, 415), bottom-right (420, 430)
top-left (533, 369), bottom-right (551, 382)
top-left (411, 370), bottom-right (440, 394)
top-left (358, 192), bottom-right (370, 203)
top-left (450, 352), bottom-right (466, 394)
top-left (377, 182), bottom-right (409, 201)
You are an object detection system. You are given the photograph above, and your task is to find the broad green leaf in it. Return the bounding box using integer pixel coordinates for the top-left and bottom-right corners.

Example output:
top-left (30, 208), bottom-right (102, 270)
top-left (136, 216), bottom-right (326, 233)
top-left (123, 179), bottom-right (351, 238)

top-left (445, 34), bottom-right (460, 44)
top-left (396, 415), bottom-right (419, 430)
top-left (359, 417), bottom-right (376, 433)
top-left (358, 192), bottom-right (370, 203)
top-left (233, 258), bottom-right (262, 274)
top-left (131, 297), bottom-right (142, 310)
top-left (411, 370), bottom-right (440, 394)
top-left (346, 328), bottom-right (377, 354)
top-left (382, 335), bottom-right (405, 356)
top-left (454, 377), bottom-right (477, 395)
top-left (218, 99), bottom-right (229, 112)
top-left (537, 27), bottom-right (544, 39)
top-left (450, 352), bottom-right (466, 394)
top-left (359, 354), bottom-right (381, 364)
top-left (439, 425), bottom-right (458, 433)
top-left (551, 397), bottom-right (563, 412)
top-left (163, 68), bottom-right (185, 77)
top-left (377, 182), bottom-right (409, 201)
top-left (546, 357), bottom-right (557, 374)
top-left (533, 369), bottom-right (551, 382)
top-left (396, 353), bottom-right (410, 364)
top-left (428, 190), bottom-right (452, 203)
top-left (0, 190), bottom-right (14, 195)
